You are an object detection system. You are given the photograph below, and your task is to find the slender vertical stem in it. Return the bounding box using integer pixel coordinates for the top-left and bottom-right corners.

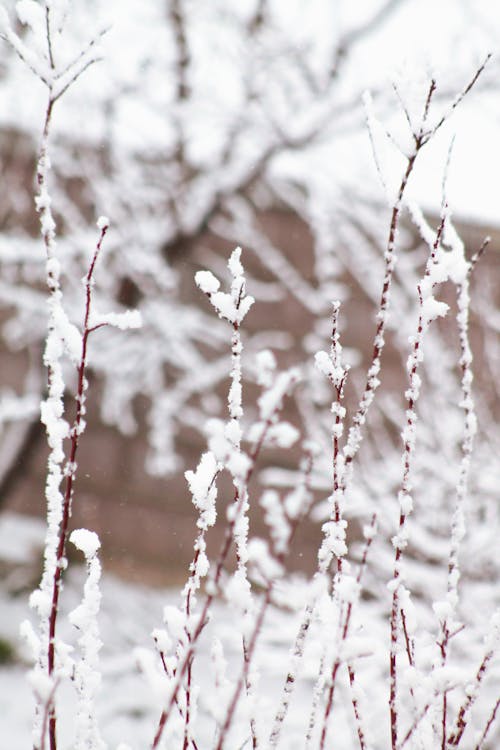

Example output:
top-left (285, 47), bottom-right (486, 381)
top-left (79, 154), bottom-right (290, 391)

top-left (344, 150), bottom-right (417, 467)
top-left (46, 226), bottom-right (107, 750)
top-left (152, 409), bottom-right (285, 749)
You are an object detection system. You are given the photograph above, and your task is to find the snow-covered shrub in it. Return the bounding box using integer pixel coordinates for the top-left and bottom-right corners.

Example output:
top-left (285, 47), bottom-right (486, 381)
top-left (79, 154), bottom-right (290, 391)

top-left (1, 2), bottom-right (499, 750)
top-left (20, 234), bottom-right (500, 748)
top-left (0, 0), bottom-right (498, 480)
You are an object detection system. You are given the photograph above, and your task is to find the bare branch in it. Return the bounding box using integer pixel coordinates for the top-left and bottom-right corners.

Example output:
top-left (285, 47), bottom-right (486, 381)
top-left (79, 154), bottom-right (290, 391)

top-left (45, 4), bottom-right (55, 70)
top-left (474, 698), bottom-right (500, 750)
top-left (52, 54), bottom-right (103, 102)
top-left (53, 26), bottom-right (110, 81)
top-left (0, 26), bottom-right (51, 86)
top-left (430, 54), bottom-right (492, 138)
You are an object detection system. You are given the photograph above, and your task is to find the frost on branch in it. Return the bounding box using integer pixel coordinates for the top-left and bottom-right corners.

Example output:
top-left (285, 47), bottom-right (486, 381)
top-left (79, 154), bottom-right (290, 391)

top-left (195, 270), bottom-right (220, 295)
top-left (70, 528), bottom-right (101, 559)
top-left (88, 309), bottom-right (142, 331)
top-left (195, 247), bottom-right (254, 325)
top-left (1, 4), bottom-right (499, 749)
top-left (185, 451), bottom-right (218, 528)
top-left (69, 529), bottom-right (105, 750)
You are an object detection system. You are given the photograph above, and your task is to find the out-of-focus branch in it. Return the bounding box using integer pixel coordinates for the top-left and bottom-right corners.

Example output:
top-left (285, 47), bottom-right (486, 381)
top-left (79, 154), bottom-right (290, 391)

top-left (333, 0), bottom-right (407, 71)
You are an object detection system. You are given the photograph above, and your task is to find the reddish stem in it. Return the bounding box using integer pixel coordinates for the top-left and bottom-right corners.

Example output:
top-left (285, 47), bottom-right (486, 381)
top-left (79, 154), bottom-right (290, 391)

top-left (474, 698), bottom-right (500, 750)
top-left (215, 588), bottom-right (272, 750)
top-left (217, 453), bottom-right (314, 750)
top-left (319, 515), bottom-right (376, 749)
top-left (46, 226), bottom-right (107, 750)
top-left (152, 408), bottom-right (286, 749)
top-left (347, 664), bottom-right (367, 750)
top-left (447, 647), bottom-right (495, 747)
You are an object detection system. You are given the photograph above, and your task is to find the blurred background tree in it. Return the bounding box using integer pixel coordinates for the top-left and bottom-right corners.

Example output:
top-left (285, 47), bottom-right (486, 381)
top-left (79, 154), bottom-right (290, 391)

top-left (0, 0), bottom-right (498, 583)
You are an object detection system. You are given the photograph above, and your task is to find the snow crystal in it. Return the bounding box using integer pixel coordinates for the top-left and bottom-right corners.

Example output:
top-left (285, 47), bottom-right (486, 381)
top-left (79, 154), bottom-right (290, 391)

top-left (331, 402), bottom-right (346, 418)
top-left (46, 257), bottom-right (61, 282)
top-left (398, 490), bottom-right (413, 515)
top-left (205, 418), bottom-right (231, 463)
top-left (195, 270), bottom-right (220, 295)
top-left (152, 628), bottom-right (172, 655)
top-left (53, 306), bottom-right (82, 363)
top-left (89, 309), bottom-right (142, 330)
top-left (228, 246), bottom-right (244, 277)
top-left (194, 548), bottom-right (209, 578)
top-left (331, 422), bottom-right (343, 440)
top-left (442, 223), bottom-right (470, 283)
top-left (391, 526), bottom-right (409, 550)
top-left (425, 261), bottom-right (449, 288)
top-left (184, 451), bottom-right (218, 526)
top-left (39, 398), bottom-right (69, 459)
top-left (228, 379), bottom-right (243, 420)
top-left (70, 528), bottom-right (101, 558)
top-left (314, 351), bottom-right (328, 373)
top-left (335, 574), bottom-right (360, 605)
top-left (29, 588), bottom-right (51, 619)
top-left (421, 296), bottom-right (449, 324)
top-left (318, 519), bottom-right (348, 567)
top-left (41, 212), bottom-right (56, 236)
top-left (213, 291), bottom-right (238, 322)
top-left (185, 451), bottom-right (217, 509)
top-left (226, 448), bottom-right (251, 479)
top-left (213, 290), bottom-right (254, 324)
top-left (96, 215), bottom-right (109, 230)
top-left (35, 190), bottom-right (52, 212)
top-left (224, 419), bottom-right (242, 447)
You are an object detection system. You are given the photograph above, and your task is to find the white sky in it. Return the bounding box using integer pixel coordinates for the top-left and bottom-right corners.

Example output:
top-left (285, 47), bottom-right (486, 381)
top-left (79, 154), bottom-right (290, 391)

top-left (0, 0), bottom-right (499, 225)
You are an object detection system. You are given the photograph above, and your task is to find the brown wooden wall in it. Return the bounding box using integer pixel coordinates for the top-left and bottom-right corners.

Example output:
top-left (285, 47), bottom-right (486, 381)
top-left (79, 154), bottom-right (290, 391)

top-left (2, 209), bottom-right (499, 586)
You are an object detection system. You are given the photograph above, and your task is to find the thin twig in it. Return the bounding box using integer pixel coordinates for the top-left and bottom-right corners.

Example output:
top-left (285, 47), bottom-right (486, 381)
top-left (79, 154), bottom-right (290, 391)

top-left (473, 698), bottom-right (500, 750)
top-left (430, 54), bottom-right (492, 139)
top-left (447, 645), bottom-right (496, 746)
top-left (152, 398), bottom-right (294, 749)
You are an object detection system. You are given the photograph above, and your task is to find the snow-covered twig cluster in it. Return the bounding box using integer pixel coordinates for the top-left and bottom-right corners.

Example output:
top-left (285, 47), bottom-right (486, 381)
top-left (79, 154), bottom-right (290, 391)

top-left (0, 7), bottom-right (138, 749)
top-left (22, 228), bottom-right (499, 748)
